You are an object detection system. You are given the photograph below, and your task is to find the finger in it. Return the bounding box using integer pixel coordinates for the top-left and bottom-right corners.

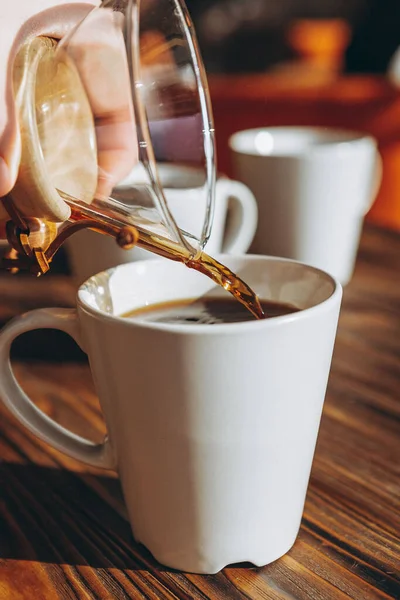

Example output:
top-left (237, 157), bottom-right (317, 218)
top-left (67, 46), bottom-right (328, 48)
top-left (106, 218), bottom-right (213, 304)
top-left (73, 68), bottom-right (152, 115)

top-left (62, 8), bottom-right (138, 200)
top-left (0, 25), bottom-right (21, 198)
top-left (96, 114), bottom-right (138, 200)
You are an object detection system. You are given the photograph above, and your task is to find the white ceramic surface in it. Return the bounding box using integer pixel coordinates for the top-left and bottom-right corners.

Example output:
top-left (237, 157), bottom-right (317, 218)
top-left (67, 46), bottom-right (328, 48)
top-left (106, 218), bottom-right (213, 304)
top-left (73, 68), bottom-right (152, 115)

top-left (230, 127), bottom-right (382, 285)
top-left (0, 255), bottom-right (342, 573)
top-left (66, 167), bottom-right (258, 284)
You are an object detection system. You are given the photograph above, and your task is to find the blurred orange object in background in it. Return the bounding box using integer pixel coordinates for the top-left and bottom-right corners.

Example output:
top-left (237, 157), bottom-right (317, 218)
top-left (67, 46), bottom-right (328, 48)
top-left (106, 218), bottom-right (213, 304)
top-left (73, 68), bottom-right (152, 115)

top-left (287, 19), bottom-right (352, 73)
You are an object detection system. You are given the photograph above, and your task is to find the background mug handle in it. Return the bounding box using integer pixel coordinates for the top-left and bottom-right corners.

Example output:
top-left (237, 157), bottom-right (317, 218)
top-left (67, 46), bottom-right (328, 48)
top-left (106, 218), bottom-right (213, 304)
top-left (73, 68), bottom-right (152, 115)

top-left (0, 308), bottom-right (115, 469)
top-left (218, 179), bottom-right (258, 254)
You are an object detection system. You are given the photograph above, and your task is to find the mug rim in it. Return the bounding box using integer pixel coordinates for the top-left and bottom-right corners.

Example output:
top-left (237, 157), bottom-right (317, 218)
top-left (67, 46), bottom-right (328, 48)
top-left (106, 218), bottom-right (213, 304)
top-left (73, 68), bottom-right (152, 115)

top-left (229, 126), bottom-right (376, 158)
top-left (77, 255), bottom-right (342, 335)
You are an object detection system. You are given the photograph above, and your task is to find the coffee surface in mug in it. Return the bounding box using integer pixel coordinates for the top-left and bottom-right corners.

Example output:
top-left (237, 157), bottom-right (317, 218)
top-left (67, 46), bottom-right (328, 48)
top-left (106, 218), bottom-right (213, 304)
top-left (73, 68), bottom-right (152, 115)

top-left (122, 298), bottom-right (299, 325)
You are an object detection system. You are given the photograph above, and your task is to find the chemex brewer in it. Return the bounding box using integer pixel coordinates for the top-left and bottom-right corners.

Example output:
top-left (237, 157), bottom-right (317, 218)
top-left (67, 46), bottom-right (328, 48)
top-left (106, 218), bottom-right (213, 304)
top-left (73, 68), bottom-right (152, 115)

top-left (0, 0), bottom-right (264, 319)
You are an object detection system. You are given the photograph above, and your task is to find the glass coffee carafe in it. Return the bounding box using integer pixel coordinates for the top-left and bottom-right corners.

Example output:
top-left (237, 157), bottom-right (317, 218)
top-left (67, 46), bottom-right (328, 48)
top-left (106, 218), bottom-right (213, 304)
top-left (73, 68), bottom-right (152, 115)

top-left (3, 0), bottom-right (216, 275)
top-left (3, 0), bottom-right (264, 318)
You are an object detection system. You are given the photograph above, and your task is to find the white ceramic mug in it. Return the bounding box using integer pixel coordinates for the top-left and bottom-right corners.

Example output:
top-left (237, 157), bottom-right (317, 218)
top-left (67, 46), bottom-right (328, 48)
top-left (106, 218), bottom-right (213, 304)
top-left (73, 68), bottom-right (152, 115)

top-left (66, 168), bottom-right (258, 283)
top-left (230, 127), bottom-right (382, 285)
top-left (0, 255), bottom-right (341, 574)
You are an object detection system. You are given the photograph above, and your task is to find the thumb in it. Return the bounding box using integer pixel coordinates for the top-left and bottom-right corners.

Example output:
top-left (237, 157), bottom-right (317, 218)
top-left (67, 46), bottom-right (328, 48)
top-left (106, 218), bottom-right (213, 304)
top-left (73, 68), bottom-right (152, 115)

top-left (0, 33), bottom-right (21, 205)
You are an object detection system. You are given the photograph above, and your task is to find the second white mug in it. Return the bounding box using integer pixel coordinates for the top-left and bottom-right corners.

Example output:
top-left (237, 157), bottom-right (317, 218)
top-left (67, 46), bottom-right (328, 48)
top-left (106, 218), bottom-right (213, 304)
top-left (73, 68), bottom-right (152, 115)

top-left (230, 127), bottom-right (382, 285)
top-left (66, 167), bottom-right (258, 283)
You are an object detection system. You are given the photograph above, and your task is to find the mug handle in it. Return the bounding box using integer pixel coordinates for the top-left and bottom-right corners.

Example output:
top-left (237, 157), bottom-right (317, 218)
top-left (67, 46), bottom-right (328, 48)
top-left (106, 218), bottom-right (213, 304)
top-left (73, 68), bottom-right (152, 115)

top-left (218, 180), bottom-right (258, 254)
top-left (0, 308), bottom-right (115, 469)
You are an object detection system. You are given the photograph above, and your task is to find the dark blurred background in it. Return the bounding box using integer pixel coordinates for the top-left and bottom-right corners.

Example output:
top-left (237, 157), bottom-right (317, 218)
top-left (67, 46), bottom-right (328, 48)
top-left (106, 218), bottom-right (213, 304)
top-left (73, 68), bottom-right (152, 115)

top-left (185, 0), bottom-right (400, 75)
top-left (181, 0), bottom-right (400, 235)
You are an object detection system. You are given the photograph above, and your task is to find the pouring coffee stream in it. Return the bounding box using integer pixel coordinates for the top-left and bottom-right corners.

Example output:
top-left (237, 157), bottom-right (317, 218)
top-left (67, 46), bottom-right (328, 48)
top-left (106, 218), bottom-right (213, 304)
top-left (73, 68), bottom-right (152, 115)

top-left (1, 203), bottom-right (265, 320)
top-left (1, 193), bottom-right (265, 320)
top-left (0, 3), bottom-right (264, 320)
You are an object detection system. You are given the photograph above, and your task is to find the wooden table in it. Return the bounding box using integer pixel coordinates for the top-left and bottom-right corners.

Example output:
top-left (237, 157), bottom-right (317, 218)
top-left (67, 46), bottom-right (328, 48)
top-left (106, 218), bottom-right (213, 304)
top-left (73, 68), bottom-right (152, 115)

top-left (0, 224), bottom-right (399, 599)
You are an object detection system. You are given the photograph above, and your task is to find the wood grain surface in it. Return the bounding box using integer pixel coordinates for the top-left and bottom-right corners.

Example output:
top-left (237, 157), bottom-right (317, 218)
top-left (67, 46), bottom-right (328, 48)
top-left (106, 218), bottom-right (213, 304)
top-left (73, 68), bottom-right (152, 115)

top-left (0, 224), bottom-right (399, 599)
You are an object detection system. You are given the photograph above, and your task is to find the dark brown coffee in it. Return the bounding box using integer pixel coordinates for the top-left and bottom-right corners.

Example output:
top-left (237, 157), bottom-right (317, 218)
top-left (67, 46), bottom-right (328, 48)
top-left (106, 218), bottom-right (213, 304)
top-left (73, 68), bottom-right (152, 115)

top-left (122, 298), bottom-right (299, 325)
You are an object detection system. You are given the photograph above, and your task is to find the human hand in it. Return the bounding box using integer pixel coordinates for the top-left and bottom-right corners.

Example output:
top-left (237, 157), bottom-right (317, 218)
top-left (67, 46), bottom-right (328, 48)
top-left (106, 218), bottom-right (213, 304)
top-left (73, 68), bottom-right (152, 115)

top-left (0, 1), bottom-right (137, 230)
